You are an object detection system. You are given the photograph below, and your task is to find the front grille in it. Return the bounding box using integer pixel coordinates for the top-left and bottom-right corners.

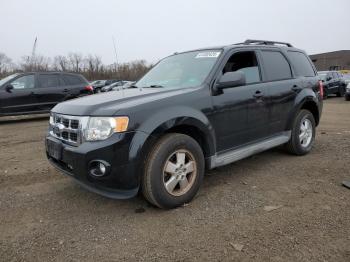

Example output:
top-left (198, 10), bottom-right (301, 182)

top-left (50, 114), bottom-right (83, 146)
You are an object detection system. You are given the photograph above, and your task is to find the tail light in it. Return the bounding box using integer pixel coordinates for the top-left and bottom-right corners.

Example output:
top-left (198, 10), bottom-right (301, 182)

top-left (85, 85), bottom-right (93, 92)
top-left (318, 80), bottom-right (323, 99)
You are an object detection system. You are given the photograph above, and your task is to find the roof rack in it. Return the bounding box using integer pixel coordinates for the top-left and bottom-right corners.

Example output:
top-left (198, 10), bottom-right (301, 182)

top-left (235, 39), bottom-right (293, 47)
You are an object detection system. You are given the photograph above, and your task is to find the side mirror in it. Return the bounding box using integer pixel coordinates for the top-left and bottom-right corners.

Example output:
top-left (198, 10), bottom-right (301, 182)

top-left (217, 71), bottom-right (246, 89)
top-left (5, 84), bottom-right (14, 92)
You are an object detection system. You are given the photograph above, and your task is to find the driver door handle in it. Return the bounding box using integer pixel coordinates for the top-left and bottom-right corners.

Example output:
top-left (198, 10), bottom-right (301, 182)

top-left (253, 90), bottom-right (263, 98)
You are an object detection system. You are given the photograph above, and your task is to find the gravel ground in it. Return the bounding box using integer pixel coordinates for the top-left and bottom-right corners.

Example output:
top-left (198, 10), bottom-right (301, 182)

top-left (0, 98), bottom-right (349, 261)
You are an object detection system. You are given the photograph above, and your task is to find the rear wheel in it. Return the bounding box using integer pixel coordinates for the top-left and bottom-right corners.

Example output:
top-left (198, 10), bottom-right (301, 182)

top-left (285, 110), bottom-right (316, 155)
top-left (345, 94), bottom-right (350, 101)
top-left (142, 133), bottom-right (204, 209)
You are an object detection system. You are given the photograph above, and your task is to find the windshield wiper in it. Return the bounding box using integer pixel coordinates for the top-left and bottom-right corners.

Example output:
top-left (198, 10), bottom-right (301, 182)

top-left (144, 85), bottom-right (164, 88)
top-left (126, 85), bottom-right (139, 88)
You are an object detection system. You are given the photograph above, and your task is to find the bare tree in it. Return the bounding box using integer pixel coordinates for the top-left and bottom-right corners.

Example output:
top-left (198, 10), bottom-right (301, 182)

top-left (1, 51), bottom-right (152, 81)
top-left (68, 52), bottom-right (83, 72)
top-left (20, 54), bottom-right (51, 72)
top-left (53, 55), bottom-right (69, 71)
top-left (0, 52), bottom-right (13, 75)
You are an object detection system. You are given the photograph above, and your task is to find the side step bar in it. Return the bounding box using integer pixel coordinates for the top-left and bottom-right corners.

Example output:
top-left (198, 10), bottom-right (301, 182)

top-left (209, 131), bottom-right (291, 169)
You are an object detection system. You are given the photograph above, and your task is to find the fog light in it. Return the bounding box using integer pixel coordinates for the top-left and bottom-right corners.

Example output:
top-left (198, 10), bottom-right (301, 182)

top-left (88, 160), bottom-right (110, 177)
top-left (99, 162), bottom-right (106, 174)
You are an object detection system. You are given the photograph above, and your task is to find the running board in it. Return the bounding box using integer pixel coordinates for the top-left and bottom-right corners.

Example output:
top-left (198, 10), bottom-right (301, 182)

top-left (209, 131), bottom-right (291, 169)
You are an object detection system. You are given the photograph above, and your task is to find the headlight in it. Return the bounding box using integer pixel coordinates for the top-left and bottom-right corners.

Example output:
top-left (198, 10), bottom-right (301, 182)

top-left (84, 116), bottom-right (129, 141)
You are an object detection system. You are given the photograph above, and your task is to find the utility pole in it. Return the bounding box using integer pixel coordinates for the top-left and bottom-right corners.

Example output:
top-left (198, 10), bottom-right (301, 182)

top-left (30, 37), bottom-right (37, 70)
top-left (112, 36), bottom-right (118, 76)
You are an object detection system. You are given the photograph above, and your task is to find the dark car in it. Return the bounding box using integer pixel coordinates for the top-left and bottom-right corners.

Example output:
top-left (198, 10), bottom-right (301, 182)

top-left (318, 71), bottom-right (346, 98)
top-left (91, 79), bottom-right (119, 93)
top-left (46, 40), bottom-right (323, 209)
top-left (0, 72), bottom-right (93, 116)
top-left (344, 75), bottom-right (350, 101)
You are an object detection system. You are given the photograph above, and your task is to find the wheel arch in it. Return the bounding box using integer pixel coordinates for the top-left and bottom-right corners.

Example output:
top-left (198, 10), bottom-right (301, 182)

top-left (287, 95), bottom-right (320, 130)
top-left (128, 106), bottom-right (216, 173)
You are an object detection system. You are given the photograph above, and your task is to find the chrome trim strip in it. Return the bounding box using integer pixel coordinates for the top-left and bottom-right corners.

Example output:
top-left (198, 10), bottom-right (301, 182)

top-left (209, 131), bottom-right (291, 169)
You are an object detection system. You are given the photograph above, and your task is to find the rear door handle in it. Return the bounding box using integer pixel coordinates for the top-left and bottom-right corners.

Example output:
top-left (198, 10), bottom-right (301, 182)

top-left (292, 85), bottom-right (302, 92)
top-left (253, 90), bottom-right (263, 98)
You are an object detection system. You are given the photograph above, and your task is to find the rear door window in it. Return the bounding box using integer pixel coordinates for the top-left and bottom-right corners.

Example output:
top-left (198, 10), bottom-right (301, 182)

top-left (39, 74), bottom-right (60, 88)
top-left (261, 51), bottom-right (292, 81)
top-left (286, 51), bottom-right (315, 77)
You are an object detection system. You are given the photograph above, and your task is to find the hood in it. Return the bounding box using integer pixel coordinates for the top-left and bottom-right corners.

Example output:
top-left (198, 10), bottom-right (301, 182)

top-left (52, 87), bottom-right (190, 116)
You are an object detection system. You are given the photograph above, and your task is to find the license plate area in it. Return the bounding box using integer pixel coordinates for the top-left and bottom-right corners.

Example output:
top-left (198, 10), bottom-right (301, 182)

top-left (46, 138), bottom-right (62, 160)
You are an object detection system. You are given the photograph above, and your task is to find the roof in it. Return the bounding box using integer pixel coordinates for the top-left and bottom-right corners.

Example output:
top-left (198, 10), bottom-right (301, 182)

top-left (176, 39), bottom-right (301, 55)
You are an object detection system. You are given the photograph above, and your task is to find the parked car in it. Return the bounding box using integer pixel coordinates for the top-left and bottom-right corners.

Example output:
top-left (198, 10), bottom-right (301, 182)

top-left (345, 83), bottom-right (350, 101)
top-left (109, 81), bottom-right (136, 91)
top-left (101, 81), bottom-right (125, 92)
top-left (90, 80), bottom-right (106, 93)
top-left (0, 72), bottom-right (93, 116)
top-left (343, 74), bottom-right (350, 85)
top-left (46, 40), bottom-right (323, 209)
top-left (91, 79), bottom-right (120, 93)
top-left (318, 71), bottom-right (346, 98)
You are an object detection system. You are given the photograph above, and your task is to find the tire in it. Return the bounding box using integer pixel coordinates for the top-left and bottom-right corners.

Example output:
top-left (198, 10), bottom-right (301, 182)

top-left (142, 133), bottom-right (205, 209)
top-left (285, 110), bottom-right (316, 156)
top-left (345, 95), bottom-right (350, 101)
top-left (336, 86), bottom-right (345, 97)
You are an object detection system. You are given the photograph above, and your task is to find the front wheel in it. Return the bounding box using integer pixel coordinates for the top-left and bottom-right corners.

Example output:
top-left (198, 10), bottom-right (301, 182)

top-left (142, 133), bottom-right (205, 209)
top-left (285, 110), bottom-right (316, 155)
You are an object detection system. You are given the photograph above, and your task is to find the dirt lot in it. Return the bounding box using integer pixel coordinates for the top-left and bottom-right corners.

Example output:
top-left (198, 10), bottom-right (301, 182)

top-left (0, 97), bottom-right (349, 262)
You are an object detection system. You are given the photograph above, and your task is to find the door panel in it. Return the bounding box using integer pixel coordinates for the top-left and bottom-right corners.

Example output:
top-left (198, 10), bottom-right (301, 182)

top-left (264, 79), bottom-right (298, 134)
top-left (210, 86), bottom-right (250, 152)
top-left (0, 74), bottom-right (37, 114)
top-left (35, 74), bottom-right (67, 110)
top-left (210, 50), bottom-right (271, 152)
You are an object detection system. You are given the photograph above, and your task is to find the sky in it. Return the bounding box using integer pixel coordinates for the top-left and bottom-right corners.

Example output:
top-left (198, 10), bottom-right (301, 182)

top-left (1, 0), bottom-right (349, 65)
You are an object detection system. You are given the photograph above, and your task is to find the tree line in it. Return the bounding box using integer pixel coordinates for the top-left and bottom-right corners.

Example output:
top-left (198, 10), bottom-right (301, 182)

top-left (0, 52), bottom-right (153, 81)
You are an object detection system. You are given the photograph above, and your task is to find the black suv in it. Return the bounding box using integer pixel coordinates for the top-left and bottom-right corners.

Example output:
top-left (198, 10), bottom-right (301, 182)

top-left (0, 72), bottom-right (93, 116)
top-left (318, 71), bottom-right (346, 98)
top-left (46, 40), bottom-right (323, 209)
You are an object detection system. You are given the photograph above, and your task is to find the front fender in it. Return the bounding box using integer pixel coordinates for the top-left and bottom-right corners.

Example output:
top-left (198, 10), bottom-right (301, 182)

top-left (128, 106), bottom-right (216, 163)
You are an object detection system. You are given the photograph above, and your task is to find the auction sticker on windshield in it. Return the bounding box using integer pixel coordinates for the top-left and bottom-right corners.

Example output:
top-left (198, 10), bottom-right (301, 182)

top-left (195, 51), bottom-right (221, 58)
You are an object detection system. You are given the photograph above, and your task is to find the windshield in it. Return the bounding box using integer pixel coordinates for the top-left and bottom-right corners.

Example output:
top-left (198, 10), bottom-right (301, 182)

top-left (136, 50), bottom-right (221, 89)
top-left (0, 74), bottom-right (19, 86)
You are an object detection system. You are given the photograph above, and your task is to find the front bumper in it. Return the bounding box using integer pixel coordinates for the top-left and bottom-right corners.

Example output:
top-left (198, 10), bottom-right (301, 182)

top-left (46, 131), bottom-right (147, 199)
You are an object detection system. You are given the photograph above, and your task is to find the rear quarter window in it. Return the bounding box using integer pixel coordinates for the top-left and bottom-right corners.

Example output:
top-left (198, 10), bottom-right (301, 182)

top-left (63, 74), bottom-right (86, 85)
top-left (261, 51), bottom-right (292, 81)
top-left (287, 51), bottom-right (315, 77)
